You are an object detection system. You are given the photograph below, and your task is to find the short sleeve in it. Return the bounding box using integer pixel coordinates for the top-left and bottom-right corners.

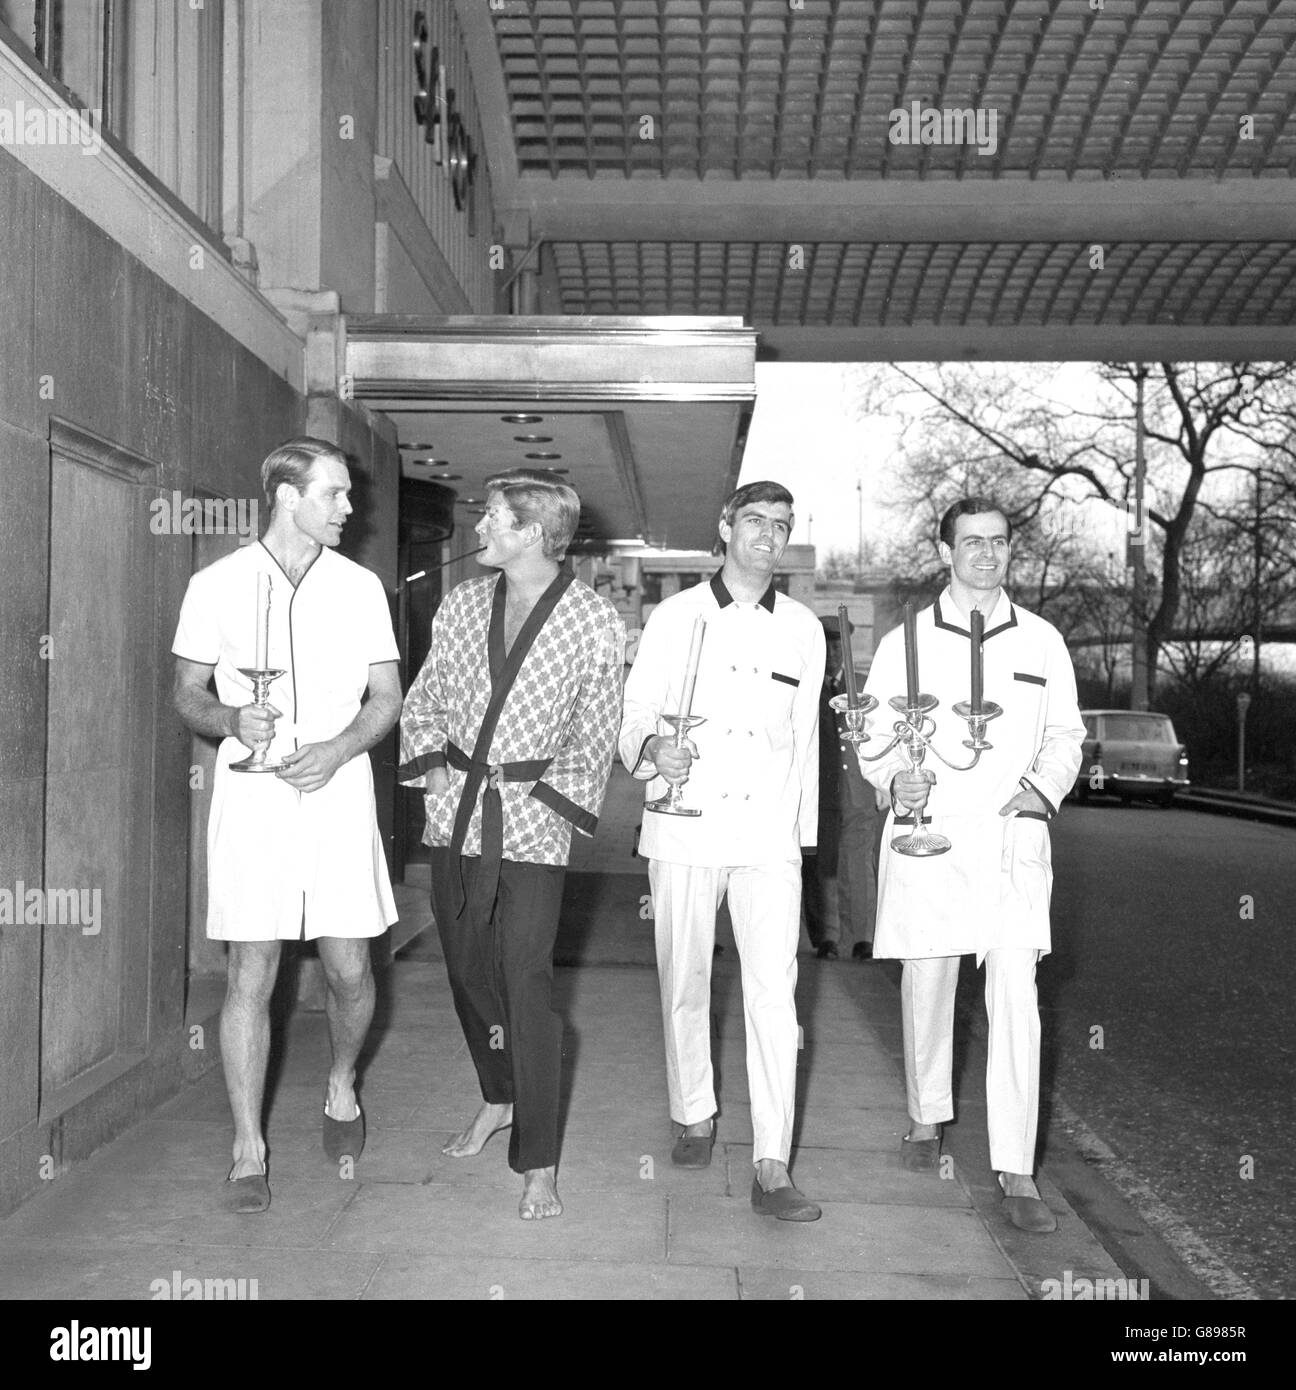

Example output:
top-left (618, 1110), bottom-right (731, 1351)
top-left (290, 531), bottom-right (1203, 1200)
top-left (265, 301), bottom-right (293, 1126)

top-left (172, 571), bottom-right (221, 665)
top-left (361, 570), bottom-right (399, 665)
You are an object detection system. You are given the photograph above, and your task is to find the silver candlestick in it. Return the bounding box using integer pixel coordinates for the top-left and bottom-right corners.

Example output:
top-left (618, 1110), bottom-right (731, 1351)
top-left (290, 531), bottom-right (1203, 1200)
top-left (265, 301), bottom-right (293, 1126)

top-left (228, 668), bottom-right (288, 773)
top-left (858, 693), bottom-right (1002, 856)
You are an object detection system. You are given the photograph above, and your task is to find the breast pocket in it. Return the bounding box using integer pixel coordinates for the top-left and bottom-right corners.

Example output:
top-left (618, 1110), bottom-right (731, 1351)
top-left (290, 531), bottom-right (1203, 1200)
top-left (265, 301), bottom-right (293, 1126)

top-left (763, 670), bottom-right (799, 738)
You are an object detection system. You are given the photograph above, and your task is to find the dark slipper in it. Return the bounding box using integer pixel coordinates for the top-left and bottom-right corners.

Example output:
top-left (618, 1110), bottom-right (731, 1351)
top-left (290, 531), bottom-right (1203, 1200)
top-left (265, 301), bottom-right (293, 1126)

top-left (901, 1130), bottom-right (941, 1172)
top-left (749, 1176), bottom-right (822, 1222)
top-left (225, 1167), bottom-right (270, 1214)
top-left (999, 1174), bottom-right (1057, 1233)
top-left (323, 1105), bottom-right (365, 1161)
top-left (670, 1118), bottom-right (715, 1168)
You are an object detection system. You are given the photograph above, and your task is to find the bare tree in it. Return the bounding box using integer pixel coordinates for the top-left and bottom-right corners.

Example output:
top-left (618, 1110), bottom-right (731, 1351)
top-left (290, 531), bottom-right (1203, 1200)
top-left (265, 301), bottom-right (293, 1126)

top-left (875, 361), bottom-right (1296, 692)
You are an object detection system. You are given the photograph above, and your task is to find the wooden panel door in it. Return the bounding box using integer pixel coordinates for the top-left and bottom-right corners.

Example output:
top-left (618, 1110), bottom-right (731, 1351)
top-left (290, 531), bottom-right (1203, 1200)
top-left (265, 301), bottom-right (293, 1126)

top-left (40, 423), bottom-right (156, 1113)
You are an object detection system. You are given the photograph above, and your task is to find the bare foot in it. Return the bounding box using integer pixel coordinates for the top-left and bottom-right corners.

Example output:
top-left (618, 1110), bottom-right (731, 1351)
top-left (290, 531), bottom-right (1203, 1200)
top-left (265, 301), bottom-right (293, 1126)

top-left (442, 1101), bottom-right (513, 1157)
top-left (905, 1121), bottom-right (940, 1143)
top-left (228, 1146), bottom-right (266, 1182)
top-left (519, 1166), bottom-right (562, 1220)
top-left (324, 1074), bottom-right (359, 1123)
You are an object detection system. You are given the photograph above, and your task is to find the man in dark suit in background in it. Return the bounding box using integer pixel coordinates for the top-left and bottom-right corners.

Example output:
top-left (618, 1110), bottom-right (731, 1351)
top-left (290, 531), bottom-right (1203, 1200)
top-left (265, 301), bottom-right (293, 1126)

top-left (803, 614), bottom-right (882, 961)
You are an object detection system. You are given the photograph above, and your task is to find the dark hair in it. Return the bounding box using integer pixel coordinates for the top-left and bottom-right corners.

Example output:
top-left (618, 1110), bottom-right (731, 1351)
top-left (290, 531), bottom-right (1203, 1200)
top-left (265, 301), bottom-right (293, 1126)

top-left (484, 468), bottom-right (581, 560)
top-left (720, 480), bottom-right (795, 529)
top-left (939, 497), bottom-right (1013, 548)
top-left (261, 437), bottom-right (347, 514)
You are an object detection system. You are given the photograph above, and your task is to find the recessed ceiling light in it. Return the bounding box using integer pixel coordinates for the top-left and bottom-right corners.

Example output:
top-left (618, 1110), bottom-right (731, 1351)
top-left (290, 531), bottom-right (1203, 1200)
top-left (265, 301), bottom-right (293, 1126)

top-left (459, 496), bottom-right (481, 504)
top-left (411, 458), bottom-right (451, 467)
top-left (501, 414), bottom-right (544, 424)
top-left (525, 452), bottom-right (562, 461)
top-left (513, 435), bottom-right (553, 443)
top-left (401, 442), bottom-right (436, 450)
top-left (435, 473), bottom-right (463, 481)
top-left (534, 466), bottom-right (569, 474)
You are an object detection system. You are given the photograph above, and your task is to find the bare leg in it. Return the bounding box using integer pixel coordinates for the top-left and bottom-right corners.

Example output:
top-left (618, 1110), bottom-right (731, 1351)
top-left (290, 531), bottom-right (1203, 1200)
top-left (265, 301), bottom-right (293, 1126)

top-left (221, 941), bottom-right (282, 1180)
top-left (317, 937), bottom-right (375, 1121)
top-left (520, 1165), bottom-right (562, 1220)
top-left (443, 1101), bottom-right (513, 1157)
top-left (906, 1121), bottom-right (941, 1142)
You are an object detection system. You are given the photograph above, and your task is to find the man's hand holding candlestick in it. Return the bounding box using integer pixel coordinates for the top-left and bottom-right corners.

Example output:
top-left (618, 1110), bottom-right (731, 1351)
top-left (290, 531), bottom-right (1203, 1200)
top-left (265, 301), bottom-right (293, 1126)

top-left (232, 699), bottom-right (280, 751)
top-left (892, 767), bottom-right (935, 812)
top-left (646, 732), bottom-right (698, 784)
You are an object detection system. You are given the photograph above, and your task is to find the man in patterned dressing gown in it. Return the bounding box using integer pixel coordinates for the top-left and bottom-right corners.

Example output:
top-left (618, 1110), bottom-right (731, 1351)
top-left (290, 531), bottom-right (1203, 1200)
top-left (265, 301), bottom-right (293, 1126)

top-left (399, 469), bottom-right (624, 1219)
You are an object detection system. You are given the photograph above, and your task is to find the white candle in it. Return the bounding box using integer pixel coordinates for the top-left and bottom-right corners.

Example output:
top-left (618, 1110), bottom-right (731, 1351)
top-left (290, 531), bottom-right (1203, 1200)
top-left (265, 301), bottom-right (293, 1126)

top-left (678, 616), bottom-right (706, 717)
top-left (255, 572), bottom-right (270, 669)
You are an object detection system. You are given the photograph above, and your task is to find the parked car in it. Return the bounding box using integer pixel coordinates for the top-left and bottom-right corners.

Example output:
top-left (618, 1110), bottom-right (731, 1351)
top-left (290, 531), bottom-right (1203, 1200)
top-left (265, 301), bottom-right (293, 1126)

top-left (1072, 710), bottom-right (1190, 806)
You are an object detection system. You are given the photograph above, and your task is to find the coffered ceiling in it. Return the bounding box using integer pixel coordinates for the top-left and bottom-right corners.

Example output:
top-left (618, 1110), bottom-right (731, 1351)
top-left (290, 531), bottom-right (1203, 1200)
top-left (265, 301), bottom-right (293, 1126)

top-left (457, 0), bottom-right (1296, 359)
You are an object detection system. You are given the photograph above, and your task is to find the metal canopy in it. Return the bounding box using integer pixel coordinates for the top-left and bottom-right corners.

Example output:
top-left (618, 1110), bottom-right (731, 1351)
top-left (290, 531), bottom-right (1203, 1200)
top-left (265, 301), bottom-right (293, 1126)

top-left (456, 0), bottom-right (1296, 359)
top-left (345, 315), bottom-right (756, 550)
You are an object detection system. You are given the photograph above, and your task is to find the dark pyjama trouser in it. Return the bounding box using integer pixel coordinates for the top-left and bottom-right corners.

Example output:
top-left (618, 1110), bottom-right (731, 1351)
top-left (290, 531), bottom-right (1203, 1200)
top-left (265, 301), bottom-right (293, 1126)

top-left (430, 847), bottom-right (566, 1173)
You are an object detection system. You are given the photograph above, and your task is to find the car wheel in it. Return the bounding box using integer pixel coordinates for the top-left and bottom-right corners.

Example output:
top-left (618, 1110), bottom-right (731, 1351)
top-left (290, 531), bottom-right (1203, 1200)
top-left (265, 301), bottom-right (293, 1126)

top-left (1119, 793), bottom-right (1132, 806)
top-left (1157, 791), bottom-right (1175, 808)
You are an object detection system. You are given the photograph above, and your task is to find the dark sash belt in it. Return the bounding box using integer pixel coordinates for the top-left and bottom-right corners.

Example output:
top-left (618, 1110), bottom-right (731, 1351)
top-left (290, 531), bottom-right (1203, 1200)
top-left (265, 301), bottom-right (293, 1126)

top-left (446, 740), bottom-right (553, 919)
top-left (444, 564), bottom-right (575, 920)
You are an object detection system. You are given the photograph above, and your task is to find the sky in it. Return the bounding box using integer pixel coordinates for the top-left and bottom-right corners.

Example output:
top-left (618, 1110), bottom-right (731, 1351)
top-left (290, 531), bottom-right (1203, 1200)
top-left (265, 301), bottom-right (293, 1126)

top-left (738, 363), bottom-right (895, 564)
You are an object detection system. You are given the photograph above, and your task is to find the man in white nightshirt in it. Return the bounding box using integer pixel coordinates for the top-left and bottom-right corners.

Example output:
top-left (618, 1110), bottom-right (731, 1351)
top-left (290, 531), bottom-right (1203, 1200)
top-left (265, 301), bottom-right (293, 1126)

top-left (620, 481), bottom-right (825, 1222)
top-left (859, 498), bottom-right (1083, 1232)
top-left (172, 438), bottom-right (402, 1212)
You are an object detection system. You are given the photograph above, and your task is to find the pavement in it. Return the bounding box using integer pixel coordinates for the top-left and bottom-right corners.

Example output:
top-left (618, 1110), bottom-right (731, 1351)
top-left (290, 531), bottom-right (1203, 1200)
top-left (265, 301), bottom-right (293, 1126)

top-left (0, 768), bottom-right (1135, 1302)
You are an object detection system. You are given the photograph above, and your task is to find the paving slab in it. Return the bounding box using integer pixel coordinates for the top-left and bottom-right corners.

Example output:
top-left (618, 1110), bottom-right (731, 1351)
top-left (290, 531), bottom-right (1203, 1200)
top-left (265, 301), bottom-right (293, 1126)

top-left (667, 1195), bottom-right (1010, 1276)
top-left (723, 1143), bottom-right (973, 1207)
top-left (736, 1267), bottom-right (1027, 1301)
top-left (363, 1254), bottom-right (738, 1300)
top-left (1, 1170), bottom-right (358, 1250)
top-left (0, 1239), bottom-right (379, 1301)
top-left (324, 1182), bottom-right (668, 1262)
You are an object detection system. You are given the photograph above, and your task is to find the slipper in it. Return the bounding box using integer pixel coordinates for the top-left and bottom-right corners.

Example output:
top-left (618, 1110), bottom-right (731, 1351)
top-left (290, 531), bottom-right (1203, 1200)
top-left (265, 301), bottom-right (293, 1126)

top-left (999, 1174), bottom-right (1057, 1233)
top-left (225, 1164), bottom-right (270, 1214)
top-left (670, 1118), bottom-right (715, 1168)
top-left (749, 1176), bottom-right (822, 1222)
top-left (323, 1104), bottom-right (365, 1161)
top-left (901, 1129), bottom-right (941, 1173)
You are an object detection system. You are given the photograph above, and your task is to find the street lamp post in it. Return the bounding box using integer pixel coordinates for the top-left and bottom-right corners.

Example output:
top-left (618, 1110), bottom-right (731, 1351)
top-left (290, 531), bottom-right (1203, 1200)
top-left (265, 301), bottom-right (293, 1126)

top-left (1236, 691), bottom-right (1251, 794)
top-left (1129, 366), bottom-right (1150, 712)
top-left (856, 479), bottom-right (863, 577)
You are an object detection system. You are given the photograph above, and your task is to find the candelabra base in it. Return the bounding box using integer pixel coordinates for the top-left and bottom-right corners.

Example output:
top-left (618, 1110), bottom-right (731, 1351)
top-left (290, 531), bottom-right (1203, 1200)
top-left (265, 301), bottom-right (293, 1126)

top-left (229, 750), bottom-right (290, 774)
top-left (644, 789), bottom-right (702, 817)
top-left (891, 824), bottom-right (952, 857)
